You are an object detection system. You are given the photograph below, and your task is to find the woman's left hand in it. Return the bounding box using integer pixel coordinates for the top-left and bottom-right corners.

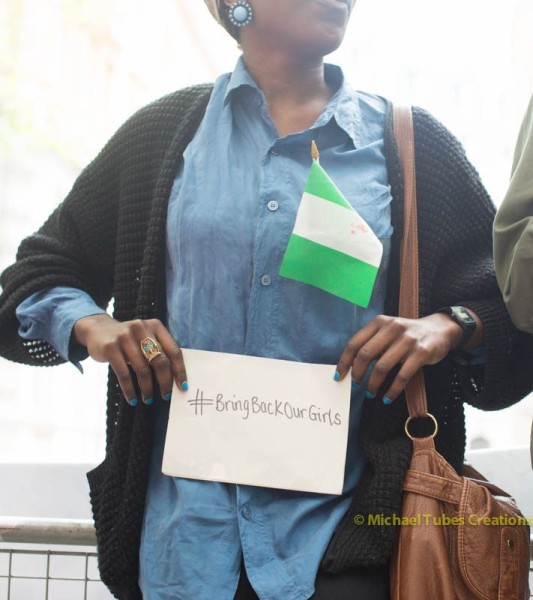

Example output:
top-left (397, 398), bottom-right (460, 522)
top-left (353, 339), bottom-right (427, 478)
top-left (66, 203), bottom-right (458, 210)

top-left (335, 313), bottom-right (465, 404)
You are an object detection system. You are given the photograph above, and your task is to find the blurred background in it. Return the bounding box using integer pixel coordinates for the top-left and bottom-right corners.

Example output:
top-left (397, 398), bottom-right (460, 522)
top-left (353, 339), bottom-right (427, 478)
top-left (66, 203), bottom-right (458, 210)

top-left (1, 0), bottom-right (532, 464)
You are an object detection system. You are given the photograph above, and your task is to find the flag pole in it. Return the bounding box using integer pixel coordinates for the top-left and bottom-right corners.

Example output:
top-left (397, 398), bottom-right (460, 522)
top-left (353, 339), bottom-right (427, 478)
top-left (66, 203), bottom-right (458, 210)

top-left (311, 140), bottom-right (320, 164)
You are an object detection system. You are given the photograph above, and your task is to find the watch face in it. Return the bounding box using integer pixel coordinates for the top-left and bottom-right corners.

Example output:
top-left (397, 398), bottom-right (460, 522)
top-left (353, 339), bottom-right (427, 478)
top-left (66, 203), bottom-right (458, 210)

top-left (451, 306), bottom-right (476, 325)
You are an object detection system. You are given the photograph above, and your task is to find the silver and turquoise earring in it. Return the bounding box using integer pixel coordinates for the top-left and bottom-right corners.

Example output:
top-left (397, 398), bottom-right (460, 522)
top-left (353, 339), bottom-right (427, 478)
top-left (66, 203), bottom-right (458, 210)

top-left (228, 1), bottom-right (253, 27)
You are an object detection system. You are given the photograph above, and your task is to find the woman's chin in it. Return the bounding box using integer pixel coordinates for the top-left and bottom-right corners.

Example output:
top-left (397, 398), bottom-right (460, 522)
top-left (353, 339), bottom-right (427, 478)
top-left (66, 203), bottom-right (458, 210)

top-left (289, 30), bottom-right (346, 59)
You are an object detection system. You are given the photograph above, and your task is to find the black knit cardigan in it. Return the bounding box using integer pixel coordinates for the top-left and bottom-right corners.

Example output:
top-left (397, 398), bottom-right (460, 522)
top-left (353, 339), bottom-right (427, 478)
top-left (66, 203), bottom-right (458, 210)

top-left (1, 85), bottom-right (532, 600)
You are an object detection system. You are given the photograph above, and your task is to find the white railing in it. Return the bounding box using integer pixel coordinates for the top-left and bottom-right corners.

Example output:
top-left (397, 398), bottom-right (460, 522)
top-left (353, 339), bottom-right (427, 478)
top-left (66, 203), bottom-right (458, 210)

top-left (0, 518), bottom-right (96, 546)
top-left (0, 518), bottom-right (111, 600)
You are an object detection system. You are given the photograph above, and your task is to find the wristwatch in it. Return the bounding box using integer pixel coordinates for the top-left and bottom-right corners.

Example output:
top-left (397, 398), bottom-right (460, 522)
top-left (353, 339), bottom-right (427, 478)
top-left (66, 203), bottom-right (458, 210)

top-left (437, 306), bottom-right (477, 349)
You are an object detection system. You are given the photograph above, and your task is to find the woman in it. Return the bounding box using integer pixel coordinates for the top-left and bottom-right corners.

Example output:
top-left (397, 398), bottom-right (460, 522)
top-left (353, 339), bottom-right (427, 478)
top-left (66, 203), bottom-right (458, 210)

top-left (0, 1), bottom-right (530, 598)
top-left (493, 94), bottom-right (533, 468)
top-left (494, 95), bottom-right (533, 334)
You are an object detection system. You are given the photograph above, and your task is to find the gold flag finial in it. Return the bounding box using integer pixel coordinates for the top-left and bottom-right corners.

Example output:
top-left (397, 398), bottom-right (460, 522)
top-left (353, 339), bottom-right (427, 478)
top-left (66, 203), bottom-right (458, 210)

top-left (311, 140), bottom-right (320, 162)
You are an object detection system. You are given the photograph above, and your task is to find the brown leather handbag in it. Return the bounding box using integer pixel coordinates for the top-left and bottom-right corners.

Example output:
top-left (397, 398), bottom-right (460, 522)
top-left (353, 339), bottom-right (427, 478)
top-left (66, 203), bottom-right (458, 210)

top-left (390, 105), bottom-right (531, 600)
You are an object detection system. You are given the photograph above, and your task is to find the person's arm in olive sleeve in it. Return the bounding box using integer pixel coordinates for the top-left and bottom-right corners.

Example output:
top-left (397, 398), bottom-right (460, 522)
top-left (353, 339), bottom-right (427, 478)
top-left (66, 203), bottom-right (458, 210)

top-left (494, 95), bottom-right (533, 333)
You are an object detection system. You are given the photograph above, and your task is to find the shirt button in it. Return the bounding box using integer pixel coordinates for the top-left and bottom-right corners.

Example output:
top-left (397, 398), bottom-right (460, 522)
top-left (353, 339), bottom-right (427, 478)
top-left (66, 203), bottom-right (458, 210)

top-left (242, 505), bottom-right (252, 520)
top-left (270, 148), bottom-right (280, 156)
top-left (260, 274), bottom-right (272, 287)
top-left (267, 200), bottom-right (279, 212)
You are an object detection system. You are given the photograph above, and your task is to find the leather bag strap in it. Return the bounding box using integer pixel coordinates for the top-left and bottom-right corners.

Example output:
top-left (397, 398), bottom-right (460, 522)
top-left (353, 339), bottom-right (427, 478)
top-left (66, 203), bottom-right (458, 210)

top-left (402, 470), bottom-right (463, 504)
top-left (392, 106), bottom-right (429, 419)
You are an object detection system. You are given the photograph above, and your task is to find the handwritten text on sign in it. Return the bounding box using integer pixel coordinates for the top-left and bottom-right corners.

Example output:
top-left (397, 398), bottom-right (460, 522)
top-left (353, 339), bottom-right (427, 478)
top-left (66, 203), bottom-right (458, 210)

top-left (162, 349), bottom-right (351, 495)
top-left (190, 388), bottom-right (342, 426)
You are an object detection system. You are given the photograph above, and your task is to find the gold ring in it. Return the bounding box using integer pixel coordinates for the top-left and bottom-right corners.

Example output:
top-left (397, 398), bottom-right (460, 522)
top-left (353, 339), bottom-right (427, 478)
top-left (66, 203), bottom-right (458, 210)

top-left (140, 337), bottom-right (162, 363)
top-left (404, 413), bottom-right (439, 441)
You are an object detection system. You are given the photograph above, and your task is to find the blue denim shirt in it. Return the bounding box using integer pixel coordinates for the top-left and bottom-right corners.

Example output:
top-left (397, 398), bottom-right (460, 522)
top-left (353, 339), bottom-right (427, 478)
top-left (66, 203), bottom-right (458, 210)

top-left (17, 58), bottom-right (392, 600)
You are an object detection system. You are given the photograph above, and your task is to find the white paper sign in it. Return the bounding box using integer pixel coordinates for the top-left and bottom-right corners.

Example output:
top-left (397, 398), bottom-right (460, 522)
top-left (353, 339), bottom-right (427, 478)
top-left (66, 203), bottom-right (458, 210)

top-left (162, 349), bottom-right (351, 495)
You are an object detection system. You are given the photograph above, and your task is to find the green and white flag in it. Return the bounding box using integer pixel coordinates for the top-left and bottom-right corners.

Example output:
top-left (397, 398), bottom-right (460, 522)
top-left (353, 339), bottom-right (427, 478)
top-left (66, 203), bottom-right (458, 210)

top-left (279, 142), bottom-right (383, 308)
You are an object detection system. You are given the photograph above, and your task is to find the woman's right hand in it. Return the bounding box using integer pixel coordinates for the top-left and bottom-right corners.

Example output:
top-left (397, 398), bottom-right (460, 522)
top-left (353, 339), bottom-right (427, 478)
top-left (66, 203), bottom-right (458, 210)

top-left (73, 314), bottom-right (188, 406)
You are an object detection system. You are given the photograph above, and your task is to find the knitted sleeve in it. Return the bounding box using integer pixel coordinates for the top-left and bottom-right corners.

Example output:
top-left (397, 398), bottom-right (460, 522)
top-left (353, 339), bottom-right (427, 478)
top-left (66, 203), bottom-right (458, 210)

top-left (0, 145), bottom-right (120, 366)
top-left (0, 92), bottom-right (170, 366)
top-left (412, 107), bottom-right (533, 410)
top-left (0, 84), bottom-right (214, 369)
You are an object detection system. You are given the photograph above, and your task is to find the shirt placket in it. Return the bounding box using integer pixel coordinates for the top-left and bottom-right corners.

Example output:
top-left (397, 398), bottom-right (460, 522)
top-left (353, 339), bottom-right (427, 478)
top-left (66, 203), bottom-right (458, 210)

top-left (243, 99), bottom-right (282, 357)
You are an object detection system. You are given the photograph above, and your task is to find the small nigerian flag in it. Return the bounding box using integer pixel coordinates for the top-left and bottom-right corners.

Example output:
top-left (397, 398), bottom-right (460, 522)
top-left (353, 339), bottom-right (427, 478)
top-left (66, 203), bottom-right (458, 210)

top-left (279, 142), bottom-right (383, 308)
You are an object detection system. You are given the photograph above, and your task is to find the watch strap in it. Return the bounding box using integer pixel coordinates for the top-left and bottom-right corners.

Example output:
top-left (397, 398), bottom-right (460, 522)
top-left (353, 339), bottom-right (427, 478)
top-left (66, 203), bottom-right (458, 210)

top-left (436, 306), bottom-right (476, 349)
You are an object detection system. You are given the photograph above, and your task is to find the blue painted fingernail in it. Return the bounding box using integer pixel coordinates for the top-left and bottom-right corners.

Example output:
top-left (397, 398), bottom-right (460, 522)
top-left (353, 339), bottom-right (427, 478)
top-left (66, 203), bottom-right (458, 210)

top-left (164, 392), bottom-right (172, 402)
top-left (129, 398), bottom-right (138, 407)
top-left (365, 391), bottom-right (374, 399)
top-left (182, 381), bottom-right (189, 392)
top-left (383, 397), bottom-right (392, 405)
top-left (352, 381), bottom-right (360, 390)
top-left (334, 371), bottom-right (340, 381)
top-left (145, 397), bottom-right (154, 406)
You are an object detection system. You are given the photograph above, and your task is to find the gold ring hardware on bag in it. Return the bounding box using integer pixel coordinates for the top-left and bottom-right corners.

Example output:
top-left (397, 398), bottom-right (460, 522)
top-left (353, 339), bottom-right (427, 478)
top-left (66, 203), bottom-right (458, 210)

top-left (140, 336), bottom-right (163, 363)
top-left (404, 413), bottom-right (438, 440)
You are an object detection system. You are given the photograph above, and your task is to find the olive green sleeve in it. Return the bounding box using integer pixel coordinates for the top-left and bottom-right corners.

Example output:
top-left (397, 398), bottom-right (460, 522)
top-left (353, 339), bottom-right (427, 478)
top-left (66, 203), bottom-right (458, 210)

top-left (494, 95), bottom-right (533, 333)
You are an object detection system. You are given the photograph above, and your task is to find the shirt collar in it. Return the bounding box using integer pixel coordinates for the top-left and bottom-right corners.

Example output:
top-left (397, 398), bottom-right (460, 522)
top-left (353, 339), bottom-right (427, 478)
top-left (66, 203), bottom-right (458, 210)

top-left (316, 64), bottom-right (361, 148)
top-left (223, 56), bottom-right (260, 105)
top-left (224, 57), bottom-right (361, 148)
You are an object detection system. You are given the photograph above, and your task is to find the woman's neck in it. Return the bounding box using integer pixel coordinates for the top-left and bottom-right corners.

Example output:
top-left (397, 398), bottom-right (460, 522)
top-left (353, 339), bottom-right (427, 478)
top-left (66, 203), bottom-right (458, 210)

top-left (243, 51), bottom-right (330, 104)
top-left (241, 49), bottom-right (334, 136)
